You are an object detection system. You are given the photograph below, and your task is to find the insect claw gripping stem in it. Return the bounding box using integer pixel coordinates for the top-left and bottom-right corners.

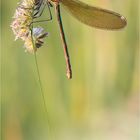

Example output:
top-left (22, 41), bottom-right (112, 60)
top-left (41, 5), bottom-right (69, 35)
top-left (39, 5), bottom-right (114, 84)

top-left (47, 1), bottom-right (53, 7)
top-left (54, 2), bottom-right (72, 79)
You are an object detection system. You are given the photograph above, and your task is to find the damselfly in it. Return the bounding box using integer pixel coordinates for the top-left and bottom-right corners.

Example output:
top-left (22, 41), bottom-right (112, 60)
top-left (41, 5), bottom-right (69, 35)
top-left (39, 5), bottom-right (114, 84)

top-left (11, 0), bottom-right (127, 79)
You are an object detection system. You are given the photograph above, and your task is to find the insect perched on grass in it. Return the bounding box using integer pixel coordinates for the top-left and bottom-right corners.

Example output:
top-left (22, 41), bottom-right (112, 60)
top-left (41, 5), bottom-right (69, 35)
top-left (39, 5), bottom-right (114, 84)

top-left (11, 0), bottom-right (127, 79)
top-left (11, 0), bottom-right (50, 53)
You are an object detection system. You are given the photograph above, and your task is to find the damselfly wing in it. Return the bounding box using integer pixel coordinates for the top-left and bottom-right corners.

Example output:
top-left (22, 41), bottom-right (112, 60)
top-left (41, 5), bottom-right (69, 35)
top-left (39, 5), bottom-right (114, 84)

top-left (51, 0), bottom-right (127, 79)
top-left (59, 0), bottom-right (127, 29)
top-left (11, 0), bottom-right (127, 79)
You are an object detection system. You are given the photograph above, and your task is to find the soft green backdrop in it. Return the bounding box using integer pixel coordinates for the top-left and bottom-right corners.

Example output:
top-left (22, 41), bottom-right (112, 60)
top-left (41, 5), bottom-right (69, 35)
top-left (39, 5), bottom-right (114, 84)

top-left (1, 0), bottom-right (139, 140)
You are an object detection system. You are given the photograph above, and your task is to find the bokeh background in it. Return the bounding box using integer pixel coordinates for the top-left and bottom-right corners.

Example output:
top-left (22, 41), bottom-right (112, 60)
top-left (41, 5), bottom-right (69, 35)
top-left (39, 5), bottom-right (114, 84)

top-left (1, 0), bottom-right (139, 140)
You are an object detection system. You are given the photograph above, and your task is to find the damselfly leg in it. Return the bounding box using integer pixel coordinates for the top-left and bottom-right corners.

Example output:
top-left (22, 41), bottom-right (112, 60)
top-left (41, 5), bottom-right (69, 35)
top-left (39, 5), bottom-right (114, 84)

top-left (32, 0), bottom-right (53, 24)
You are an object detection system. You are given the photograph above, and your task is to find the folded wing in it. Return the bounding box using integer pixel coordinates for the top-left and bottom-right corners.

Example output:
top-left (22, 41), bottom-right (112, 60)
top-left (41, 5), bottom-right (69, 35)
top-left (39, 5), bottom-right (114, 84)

top-left (60, 0), bottom-right (127, 29)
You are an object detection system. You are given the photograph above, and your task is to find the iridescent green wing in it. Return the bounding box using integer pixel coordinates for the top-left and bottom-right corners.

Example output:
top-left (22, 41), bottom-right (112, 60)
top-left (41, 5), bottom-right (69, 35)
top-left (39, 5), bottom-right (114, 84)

top-left (60, 0), bottom-right (127, 29)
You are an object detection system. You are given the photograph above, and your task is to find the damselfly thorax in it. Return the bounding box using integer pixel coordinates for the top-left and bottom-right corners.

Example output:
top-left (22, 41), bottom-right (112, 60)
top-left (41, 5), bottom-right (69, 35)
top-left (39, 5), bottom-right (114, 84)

top-left (11, 0), bottom-right (127, 79)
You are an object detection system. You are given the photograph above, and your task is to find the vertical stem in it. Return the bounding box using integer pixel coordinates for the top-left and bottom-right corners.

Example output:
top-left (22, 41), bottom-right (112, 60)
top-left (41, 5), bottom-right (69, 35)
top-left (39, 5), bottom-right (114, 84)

top-left (30, 24), bottom-right (54, 140)
top-left (55, 3), bottom-right (72, 79)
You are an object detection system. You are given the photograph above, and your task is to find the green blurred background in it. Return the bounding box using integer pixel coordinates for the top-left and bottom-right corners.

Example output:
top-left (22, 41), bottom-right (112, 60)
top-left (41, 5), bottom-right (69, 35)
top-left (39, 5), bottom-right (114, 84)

top-left (1, 0), bottom-right (139, 140)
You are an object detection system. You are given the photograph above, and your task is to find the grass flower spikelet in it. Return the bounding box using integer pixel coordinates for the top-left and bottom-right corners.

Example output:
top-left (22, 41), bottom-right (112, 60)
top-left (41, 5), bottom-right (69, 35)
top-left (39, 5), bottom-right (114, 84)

top-left (11, 0), bottom-right (48, 53)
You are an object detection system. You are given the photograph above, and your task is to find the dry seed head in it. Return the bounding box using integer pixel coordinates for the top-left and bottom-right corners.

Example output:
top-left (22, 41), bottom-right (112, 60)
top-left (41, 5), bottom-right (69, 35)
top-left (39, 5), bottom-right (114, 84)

top-left (24, 27), bottom-right (48, 53)
top-left (11, 0), bottom-right (48, 53)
